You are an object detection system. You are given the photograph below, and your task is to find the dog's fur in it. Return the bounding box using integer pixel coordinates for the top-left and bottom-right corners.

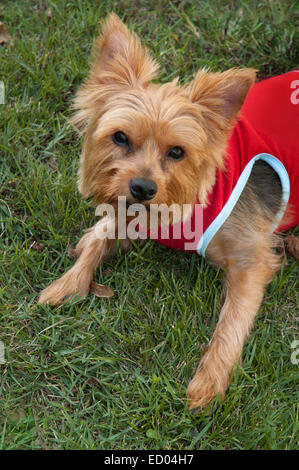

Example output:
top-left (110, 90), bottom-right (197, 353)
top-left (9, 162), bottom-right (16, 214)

top-left (39, 14), bottom-right (286, 409)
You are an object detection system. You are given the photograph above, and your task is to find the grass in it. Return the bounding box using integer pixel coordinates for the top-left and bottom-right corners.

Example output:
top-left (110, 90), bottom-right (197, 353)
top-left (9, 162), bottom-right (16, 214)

top-left (0, 0), bottom-right (298, 450)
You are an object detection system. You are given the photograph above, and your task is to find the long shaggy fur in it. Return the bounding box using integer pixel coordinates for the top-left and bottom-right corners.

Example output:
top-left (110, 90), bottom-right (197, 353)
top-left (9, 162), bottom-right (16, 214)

top-left (39, 14), bottom-right (285, 410)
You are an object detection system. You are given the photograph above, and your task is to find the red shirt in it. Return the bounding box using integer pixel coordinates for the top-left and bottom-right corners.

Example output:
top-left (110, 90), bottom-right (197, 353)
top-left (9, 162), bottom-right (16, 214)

top-left (150, 71), bottom-right (299, 256)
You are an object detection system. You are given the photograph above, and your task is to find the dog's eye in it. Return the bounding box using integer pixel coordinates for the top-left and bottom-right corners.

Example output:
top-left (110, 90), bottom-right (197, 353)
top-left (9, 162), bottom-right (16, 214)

top-left (166, 146), bottom-right (185, 161)
top-left (112, 131), bottom-right (130, 148)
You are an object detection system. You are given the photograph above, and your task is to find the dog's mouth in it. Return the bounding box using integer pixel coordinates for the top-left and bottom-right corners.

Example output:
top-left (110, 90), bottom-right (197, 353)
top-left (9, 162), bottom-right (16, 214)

top-left (116, 197), bottom-right (150, 212)
top-left (102, 195), bottom-right (193, 224)
top-left (126, 201), bottom-right (148, 211)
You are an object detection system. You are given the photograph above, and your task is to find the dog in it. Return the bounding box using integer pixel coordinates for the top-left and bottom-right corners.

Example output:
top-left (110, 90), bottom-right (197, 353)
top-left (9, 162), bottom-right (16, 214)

top-left (39, 13), bottom-right (299, 409)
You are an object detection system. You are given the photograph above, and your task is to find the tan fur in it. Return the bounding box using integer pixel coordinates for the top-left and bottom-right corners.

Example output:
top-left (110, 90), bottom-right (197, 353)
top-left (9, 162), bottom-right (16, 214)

top-left (188, 192), bottom-right (282, 408)
top-left (39, 14), bottom-right (283, 410)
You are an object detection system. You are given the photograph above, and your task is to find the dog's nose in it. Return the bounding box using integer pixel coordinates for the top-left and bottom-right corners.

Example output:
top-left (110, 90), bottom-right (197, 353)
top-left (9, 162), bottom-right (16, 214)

top-left (129, 178), bottom-right (157, 201)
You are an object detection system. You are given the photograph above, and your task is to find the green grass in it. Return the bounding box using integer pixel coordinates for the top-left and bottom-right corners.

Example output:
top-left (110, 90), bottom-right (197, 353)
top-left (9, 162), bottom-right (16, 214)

top-left (1, 0), bottom-right (298, 450)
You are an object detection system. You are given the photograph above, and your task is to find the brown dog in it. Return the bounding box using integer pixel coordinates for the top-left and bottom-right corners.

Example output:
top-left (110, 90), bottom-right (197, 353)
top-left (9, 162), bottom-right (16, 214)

top-left (39, 14), bottom-right (294, 409)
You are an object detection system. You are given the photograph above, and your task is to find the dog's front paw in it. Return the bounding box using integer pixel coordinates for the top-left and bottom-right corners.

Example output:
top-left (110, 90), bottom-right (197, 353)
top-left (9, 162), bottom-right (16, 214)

top-left (39, 266), bottom-right (92, 306)
top-left (187, 367), bottom-right (226, 410)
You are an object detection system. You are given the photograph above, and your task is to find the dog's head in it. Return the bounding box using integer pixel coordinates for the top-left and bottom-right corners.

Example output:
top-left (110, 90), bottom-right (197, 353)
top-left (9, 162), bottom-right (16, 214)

top-left (72, 13), bottom-right (256, 220)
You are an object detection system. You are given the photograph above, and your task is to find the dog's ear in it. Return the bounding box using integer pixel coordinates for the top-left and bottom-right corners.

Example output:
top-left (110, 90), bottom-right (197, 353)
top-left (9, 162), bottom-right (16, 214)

top-left (92, 13), bottom-right (159, 87)
top-left (72, 13), bottom-right (159, 130)
top-left (187, 68), bottom-right (257, 120)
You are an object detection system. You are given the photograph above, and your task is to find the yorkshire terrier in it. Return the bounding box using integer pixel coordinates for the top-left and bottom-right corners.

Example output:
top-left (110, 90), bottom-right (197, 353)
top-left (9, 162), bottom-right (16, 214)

top-left (39, 14), bottom-right (299, 409)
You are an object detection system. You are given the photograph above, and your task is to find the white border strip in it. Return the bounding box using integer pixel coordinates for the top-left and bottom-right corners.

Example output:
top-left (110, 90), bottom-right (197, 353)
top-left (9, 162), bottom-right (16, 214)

top-left (197, 153), bottom-right (290, 257)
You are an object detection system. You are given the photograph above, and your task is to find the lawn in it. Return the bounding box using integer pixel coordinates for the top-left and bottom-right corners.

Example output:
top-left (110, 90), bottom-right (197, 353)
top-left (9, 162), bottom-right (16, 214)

top-left (0, 0), bottom-right (298, 450)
